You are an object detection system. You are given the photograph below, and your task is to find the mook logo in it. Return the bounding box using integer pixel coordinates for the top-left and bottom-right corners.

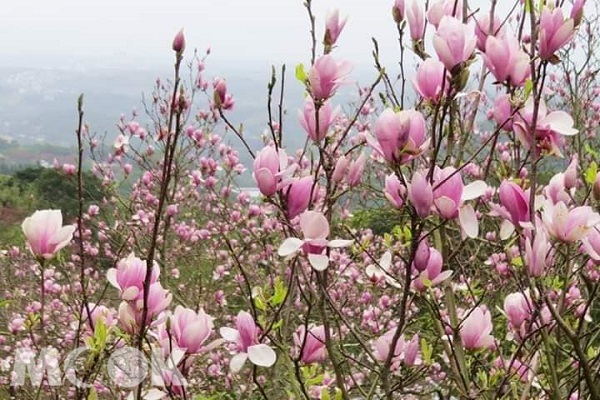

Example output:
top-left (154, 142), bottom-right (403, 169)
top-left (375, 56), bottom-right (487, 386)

top-left (10, 345), bottom-right (187, 390)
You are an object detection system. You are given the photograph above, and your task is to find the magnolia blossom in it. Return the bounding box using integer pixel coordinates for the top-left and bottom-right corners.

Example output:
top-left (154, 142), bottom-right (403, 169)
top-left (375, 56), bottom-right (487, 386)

top-left (412, 247), bottom-right (452, 292)
top-left (432, 166), bottom-right (487, 238)
top-left (372, 109), bottom-right (428, 165)
top-left (474, 14), bottom-right (505, 51)
top-left (583, 227), bottom-right (600, 262)
top-left (118, 282), bottom-right (172, 333)
top-left (384, 174), bottom-right (406, 209)
top-left (22, 210), bottom-right (75, 260)
top-left (166, 306), bottom-right (217, 354)
top-left (427, 0), bottom-right (463, 28)
top-left (324, 10), bottom-right (347, 48)
top-left (503, 292), bottom-right (533, 331)
top-left (483, 33), bottom-right (530, 86)
top-left (278, 211), bottom-right (353, 271)
top-left (307, 55), bottom-right (351, 101)
top-left (285, 176), bottom-right (314, 219)
top-left (372, 328), bottom-right (420, 368)
top-left (172, 29), bottom-right (185, 53)
top-left (489, 180), bottom-right (531, 239)
top-left (460, 306), bottom-right (495, 350)
top-left (513, 96), bottom-right (577, 157)
top-left (392, 0), bottom-right (405, 23)
top-left (413, 58), bottom-right (449, 101)
top-left (298, 99), bottom-right (338, 142)
top-left (433, 16), bottom-right (476, 71)
top-left (541, 200), bottom-right (600, 243)
top-left (213, 78), bottom-right (235, 110)
top-left (252, 146), bottom-right (293, 196)
top-left (539, 6), bottom-right (575, 60)
top-left (365, 251), bottom-right (400, 288)
top-left (293, 325), bottom-right (327, 364)
top-left (491, 94), bottom-right (514, 131)
top-left (408, 171), bottom-right (434, 218)
top-left (525, 227), bottom-right (553, 277)
top-left (220, 311), bottom-right (277, 372)
top-left (406, 0), bottom-right (425, 41)
top-left (107, 253), bottom-right (160, 301)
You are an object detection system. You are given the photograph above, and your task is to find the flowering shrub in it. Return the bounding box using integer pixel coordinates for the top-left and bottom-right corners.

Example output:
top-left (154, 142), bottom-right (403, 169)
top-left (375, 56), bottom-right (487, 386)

top-left (3, 0), bottom-right (600, 399)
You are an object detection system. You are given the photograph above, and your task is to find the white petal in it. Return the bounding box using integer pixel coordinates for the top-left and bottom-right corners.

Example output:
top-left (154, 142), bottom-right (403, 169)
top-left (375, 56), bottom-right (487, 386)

top-left (230, 352), bottom-right (248, 373)
top-left (462, 181), bottom-right (487, 201)
top-left (327, 239), bottom-right (353, 248)
top-left (380, 251), bottom-right (392, 270)
top-left (247, 344), bottom-right (277, 367)
top-left (458, 204), bottom-right (478, 238)
top-left (365, 264), bottom-right (383, 279)
top-left (144, 389), bottom-right (166, 400)
top-left (219, 327), bottom-right (240, 342)
top-left (277, 238), bottom-right (304, 256)
top-left (308, 254), bottom-right (330, 271)
top-left (106, 268), bottom-right (119, 289)
top-left (500, 220), bottom-right (515, 240)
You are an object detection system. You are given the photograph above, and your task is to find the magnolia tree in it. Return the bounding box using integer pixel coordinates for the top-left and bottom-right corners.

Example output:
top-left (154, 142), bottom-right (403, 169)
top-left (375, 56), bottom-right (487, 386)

top-left (2, 0), bottom-right (600, 398)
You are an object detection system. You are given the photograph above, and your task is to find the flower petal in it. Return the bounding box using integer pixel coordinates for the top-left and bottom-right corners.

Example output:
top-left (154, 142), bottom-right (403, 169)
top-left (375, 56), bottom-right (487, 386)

top-left (219, 327), bottom-right (240, 343)
top-left (462, 181), bottom-right (487, 201)
top-left (308, 254), bottom-right (330, 271)
top-left (327, 239), bottom-right (353, 248)
top-left (247, 344), bottom-right (277, 367)
top-left (278, 238), bottom-right (304, 256)
top-left (229, 352), bottom-right (248, 373)
top-left (458, 204), bottom-right (479, 238)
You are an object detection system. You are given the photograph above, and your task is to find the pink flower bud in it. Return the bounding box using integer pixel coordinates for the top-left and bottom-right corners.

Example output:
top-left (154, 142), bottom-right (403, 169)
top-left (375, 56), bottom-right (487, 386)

top-left (408, 171), bottom-right (433, 217)
top-left (172, 29), bottom-right (186, 54)
top-left (392, 0), bottom-right (405, 23)
top-left (286, 176), bottom-right (314, 219)
top-left (413, 58), bottom-right (449, 101)
top-left (460, 306), bottom-right (494, 350)
top-left (539, 7), bottom-right (574, 60)
top-left (474, 13), bottom-right (505, 51)
top-left (324, 10), bottom-right (347, 48)
top-left (307, 55), bottom-right (351, 101)
top-left (483, 33), bottom-right (531, 86)
top-left (332, 155), bottom-right (350, 183)
top-left (384, 174), bottom-right (406, 209)
top-left (406, 0), bottom-right (425, 41)
top-left (433, 16), bottom-right (476, 72)
top-left (298, 99), bottom-right (337, 142)
top-left (293, 325), bottom-right (327, 364)
top-left (347, 154), bottom-right (366, 187)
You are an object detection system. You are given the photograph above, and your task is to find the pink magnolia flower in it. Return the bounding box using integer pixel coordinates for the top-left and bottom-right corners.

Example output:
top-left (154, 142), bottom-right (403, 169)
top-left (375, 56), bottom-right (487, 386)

top-left (489, 180), bottom-right (531, 239)
top-left (107, 253), bottom-right (160, 301)
top-left (346, 153), bottom-right (366, 187)
top-left (384, 174), bottom-right (406, 209)
top-left (525, 226), bottom-right (553, 277)
top-left (253, 146), bottom-right (293, 196)
top-left (427, 0), bottom-right (463, 28)
top-left (114, 134), bottom-right (129, 155)
top-left (539, 6), bottom-right (575, 60)
top-left (583, 227), bottom-right (600, 262)
top-left (307, 55), bottom-right (351, 101)
top-left (324, 10), bottom-right (347, 48)
top-left (22, 210), bottom-right (75, 260)
top-left (285, 176), bottom-right (315, 219)
top-left (513, 96), bottom-right (578, 157)
top-left (412, 247), bottom-right (452, 292)
top-left (332, 155), bottom-right (350, 183)
top-left (372, 328), bottom-right (420, 368)
top-left (545, 172), bottom-right (572, 204)
top-left (406, 0), bottom-right (425, 41)
top-left (460, 306), bottom-right (495, 350)
top-left (413, 58), bottom-right (449, 101)
top-left (172, 29), bottom-right (185, 53)
top-left (373, 109), bottom-right (428, 165)
top-left (475, 14), bottom-right (505, 51)
top-left (432, 166), bottom-right (487, 237)
top-left (571, 0), bottom-right (585, 26)
top-left (219, 311), bottom-right (277, 372)
top-left (433, 16), bottom-right (476, 71)
top-left (168, 306), bottom-right (216, 354)
top-left (408, 171), bottom-right (433, 218)
top-left (298, 99), bottom-right (338, 142)
top-left (392, 0), bottom-right (405, 23)
top-left (563, 156), bottom-right (578, 190)
top-left (213, 78), bottom-right (234, 110)
top-left (118, 282), bottom-right (172, 333)
top-left (491, 94), bottom-right (514, 130)
top-left (293, 325), bottom-right (327, 364)
top-left (483, 33), bottom-right (531, 86)
top-left (278, 210), bottom-right (353, 271)
top-left (541, 200), bottom-right (600, 242)
top-left (365, 251), bottom-right (400, 288)
top-left (503, 292), bottom-right (533, 330)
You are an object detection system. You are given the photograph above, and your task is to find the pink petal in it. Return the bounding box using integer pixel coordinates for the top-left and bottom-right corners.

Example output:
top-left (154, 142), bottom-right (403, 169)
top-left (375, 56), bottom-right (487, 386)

top-left (300, 211), bottom-right (330, 240)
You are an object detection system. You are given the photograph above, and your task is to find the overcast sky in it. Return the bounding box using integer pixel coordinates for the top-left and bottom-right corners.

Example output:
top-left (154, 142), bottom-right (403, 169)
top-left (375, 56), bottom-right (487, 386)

top-left (0, 0), bottom-right (400, 72)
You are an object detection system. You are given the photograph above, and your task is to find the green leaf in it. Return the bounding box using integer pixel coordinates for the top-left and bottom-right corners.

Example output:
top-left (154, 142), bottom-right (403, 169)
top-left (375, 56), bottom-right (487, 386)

top-left (321, 388), bottom-right (331, 400)
top-left (269, 278), bottom-right (287, 306)
top-left (585, 161), bottom-right (598, 185)
top-left (511, 256), bottom-right (523, 268)
top-left (87, 387), bottom-right (98, 400)
top-left (295, 63), bottom-right (307, 83)
top-left (420, 338), bottom-right (432, 364)
top-left (524, 79), bottom-right (533, 99)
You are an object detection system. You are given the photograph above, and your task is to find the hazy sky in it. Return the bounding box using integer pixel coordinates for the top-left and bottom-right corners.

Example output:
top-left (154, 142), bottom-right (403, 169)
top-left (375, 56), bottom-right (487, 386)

top-left (1, 0), bottom-right (400, 72)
